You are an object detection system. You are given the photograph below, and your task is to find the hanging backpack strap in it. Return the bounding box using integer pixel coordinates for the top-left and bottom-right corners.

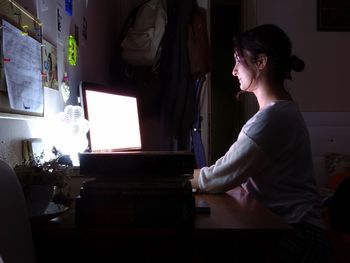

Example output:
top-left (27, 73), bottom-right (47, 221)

top-left (191, 76), bottom-right (207, 168)
top-left (111, 3), bottom-right (143, 85)
top-left (118, 2), bottom-right (145, 44)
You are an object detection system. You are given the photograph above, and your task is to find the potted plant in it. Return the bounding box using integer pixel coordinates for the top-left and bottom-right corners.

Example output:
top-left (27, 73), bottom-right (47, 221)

top-left (14, 151), bottom-right (72, 216)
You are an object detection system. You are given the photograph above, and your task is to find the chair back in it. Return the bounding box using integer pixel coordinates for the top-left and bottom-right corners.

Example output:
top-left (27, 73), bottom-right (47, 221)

top-left (330, 176), bottom-right (350, 235)
top-left (0, 159), bottom-right (37, 263)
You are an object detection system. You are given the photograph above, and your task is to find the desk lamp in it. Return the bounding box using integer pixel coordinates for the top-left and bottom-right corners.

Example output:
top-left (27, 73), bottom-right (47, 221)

top-left (53, 105), bottom-right (89, 166)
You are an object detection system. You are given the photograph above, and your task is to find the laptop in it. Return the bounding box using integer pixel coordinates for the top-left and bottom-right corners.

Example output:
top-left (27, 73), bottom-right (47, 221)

top-left (78, 81), bottom-right (194, 177)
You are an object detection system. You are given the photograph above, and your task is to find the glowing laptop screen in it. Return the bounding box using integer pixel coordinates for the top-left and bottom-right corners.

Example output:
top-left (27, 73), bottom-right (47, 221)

top-left (80, 83), bottom-right (142, 152)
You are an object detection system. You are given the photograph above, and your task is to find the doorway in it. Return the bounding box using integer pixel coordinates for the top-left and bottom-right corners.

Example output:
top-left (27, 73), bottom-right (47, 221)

top-left (208, 0), bottom-right (244, 164)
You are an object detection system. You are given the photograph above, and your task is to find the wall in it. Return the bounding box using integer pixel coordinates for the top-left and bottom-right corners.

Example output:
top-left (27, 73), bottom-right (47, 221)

top-left (256, 0), bottom-right (350, 112)
top-left (0, 0), bottom-right (126, 165)
top-left (203, 0), bottom-right (350, 164)
top-left (3, 0), bottom-right (348, 166)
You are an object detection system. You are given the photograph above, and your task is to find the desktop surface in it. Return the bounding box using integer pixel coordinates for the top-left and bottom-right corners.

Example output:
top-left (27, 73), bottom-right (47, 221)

top-left (31, 187), bottom-right (291, 262)
top-left (31, 187), bottom-right (291, 232)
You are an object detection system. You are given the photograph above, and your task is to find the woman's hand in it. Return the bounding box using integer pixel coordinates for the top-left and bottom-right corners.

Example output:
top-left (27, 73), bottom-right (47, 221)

top-left (191, 169), bottom-right (201, 190)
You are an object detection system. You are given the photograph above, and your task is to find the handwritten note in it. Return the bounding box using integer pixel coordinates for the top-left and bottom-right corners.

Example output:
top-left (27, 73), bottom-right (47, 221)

top-left (2, 20), bottom-right (43, 114)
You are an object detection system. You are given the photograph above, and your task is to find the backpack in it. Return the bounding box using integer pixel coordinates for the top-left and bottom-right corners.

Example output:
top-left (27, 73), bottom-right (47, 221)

top-left (121, 0), bottom-right (167, 67)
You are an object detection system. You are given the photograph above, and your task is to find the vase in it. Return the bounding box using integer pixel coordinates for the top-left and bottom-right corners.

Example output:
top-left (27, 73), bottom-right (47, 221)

top-left (24, 185), bottom-right (55, 216)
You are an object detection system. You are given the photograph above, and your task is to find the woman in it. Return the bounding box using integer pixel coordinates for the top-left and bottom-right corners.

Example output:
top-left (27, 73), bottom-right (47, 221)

top-left (191, 24), bottom-right (330, 262)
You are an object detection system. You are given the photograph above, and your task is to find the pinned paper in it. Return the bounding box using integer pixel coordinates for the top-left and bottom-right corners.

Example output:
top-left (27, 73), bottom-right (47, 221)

top-left (74, 25), bottom-right (79, 46)
top-left (65, 0), bottom-right (73, 16)
top-left (56, 4), bottom-right (63, 45)
top-left (2, 20), bottom-right (43, 114)
top-left (68, 35), bottom-right (77, 66)
top-left (40, 0), bottom-right (49, 12)
top-left (82, 17), bottom-right (87, 40)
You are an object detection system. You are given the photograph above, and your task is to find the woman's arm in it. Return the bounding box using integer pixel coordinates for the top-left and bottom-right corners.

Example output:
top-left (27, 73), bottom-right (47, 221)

top-left (198, 133), bottom-right (269, 193)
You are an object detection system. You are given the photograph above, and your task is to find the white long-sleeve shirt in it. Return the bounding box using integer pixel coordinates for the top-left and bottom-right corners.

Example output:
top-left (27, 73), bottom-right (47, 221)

top-left (199, 100), bottom-right (324, 227)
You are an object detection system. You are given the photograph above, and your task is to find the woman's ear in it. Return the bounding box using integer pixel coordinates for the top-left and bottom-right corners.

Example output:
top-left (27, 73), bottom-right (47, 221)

top-left (256, 54), bottom-right (268, 71)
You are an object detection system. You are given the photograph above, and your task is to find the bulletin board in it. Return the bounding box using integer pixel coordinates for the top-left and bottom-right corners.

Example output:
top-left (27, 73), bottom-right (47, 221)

top-left (0, 0), bottom-right (44, 117)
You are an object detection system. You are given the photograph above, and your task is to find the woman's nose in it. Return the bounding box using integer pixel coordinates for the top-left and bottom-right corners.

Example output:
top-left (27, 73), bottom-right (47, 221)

top-left (232, 65), bottom-right (238, 76)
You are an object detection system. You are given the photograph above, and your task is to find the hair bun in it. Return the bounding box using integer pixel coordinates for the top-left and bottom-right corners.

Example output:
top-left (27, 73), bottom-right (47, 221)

top-left (290, 55), bottom-right (305, 72)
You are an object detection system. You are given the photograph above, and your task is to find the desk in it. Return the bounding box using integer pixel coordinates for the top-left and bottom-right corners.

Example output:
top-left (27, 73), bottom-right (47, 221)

top-left (31, 187), bottom-right (291, 263)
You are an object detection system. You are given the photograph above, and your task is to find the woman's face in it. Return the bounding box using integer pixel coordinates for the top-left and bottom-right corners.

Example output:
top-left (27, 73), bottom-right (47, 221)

top-left (232, 51), bottom-right (257, 92)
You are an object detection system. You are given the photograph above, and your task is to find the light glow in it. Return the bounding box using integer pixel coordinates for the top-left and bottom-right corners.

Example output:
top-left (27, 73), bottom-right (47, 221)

top-left (47, 105), bottom-right (89, 166)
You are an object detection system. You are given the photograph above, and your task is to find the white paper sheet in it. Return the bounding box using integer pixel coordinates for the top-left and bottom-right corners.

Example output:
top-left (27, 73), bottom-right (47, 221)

top-left (2, 20), bottom-right (43, 114)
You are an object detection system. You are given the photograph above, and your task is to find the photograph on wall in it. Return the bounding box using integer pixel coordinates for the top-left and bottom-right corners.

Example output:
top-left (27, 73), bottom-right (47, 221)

top-left (317, 0), bottom-right (350, 31)
top-left (42, 39), bottom-right (58, 90)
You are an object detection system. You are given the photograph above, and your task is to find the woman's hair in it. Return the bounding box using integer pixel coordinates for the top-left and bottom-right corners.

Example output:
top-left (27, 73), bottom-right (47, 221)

top-left (233, 24), bottom-right (304, 82)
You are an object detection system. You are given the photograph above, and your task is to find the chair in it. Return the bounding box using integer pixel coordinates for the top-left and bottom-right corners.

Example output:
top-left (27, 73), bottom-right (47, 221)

top-left (0, 159), bottom-right (37, 263)
top-left (327, 176), bottom-right (350, 263)
top-left (329, 176), bottom-right (350, 234)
